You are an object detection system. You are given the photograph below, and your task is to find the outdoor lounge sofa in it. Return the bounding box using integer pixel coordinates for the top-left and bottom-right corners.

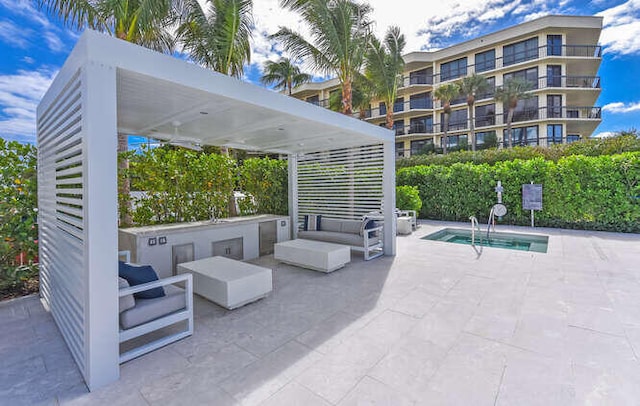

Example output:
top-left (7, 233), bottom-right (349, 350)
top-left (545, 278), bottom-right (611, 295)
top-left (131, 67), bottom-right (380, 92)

top-left (297, 216), bottom-right (383, 260)
top-left (118, 251), bottom-right (193, 363)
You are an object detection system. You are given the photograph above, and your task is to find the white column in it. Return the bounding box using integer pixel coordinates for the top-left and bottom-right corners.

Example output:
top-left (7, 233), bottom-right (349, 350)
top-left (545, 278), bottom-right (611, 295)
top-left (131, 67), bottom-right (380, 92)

top-left (288, 154), bottom-right (299, 239)
top-left (382, 141), bottom-right (397, 256)
top-left (83, 61), bottom-right (119, 389)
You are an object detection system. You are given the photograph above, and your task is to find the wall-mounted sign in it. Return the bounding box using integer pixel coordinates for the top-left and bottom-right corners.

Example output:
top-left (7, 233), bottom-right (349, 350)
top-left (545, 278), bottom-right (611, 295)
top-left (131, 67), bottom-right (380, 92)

top-left (522, 184), bottom-right (542, 211)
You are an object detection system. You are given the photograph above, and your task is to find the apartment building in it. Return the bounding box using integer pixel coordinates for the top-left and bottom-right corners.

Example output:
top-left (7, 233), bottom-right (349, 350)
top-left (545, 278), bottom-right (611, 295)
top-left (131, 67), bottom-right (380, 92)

top-left (290, 15), bottom-right (603, 158)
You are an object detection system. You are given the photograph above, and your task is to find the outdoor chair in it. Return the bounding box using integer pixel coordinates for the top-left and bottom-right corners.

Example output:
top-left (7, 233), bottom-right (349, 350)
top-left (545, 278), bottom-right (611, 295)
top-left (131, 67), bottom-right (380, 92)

top-left (118, 251), bottom-right (193, 363)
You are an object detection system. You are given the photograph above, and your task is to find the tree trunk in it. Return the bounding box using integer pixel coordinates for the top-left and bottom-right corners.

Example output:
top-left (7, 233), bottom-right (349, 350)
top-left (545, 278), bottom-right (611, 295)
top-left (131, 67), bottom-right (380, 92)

top-left (288, 79), bottom-right (292, 95)
top-left (117, 133), bottom-right (132, 227)
top-left (442, 113), bottom-right (449, 155)
top-left (385, 104), bottom-right (393, 130)
top-left (506, 108), bottom-right (514, 148)
top-left (342, 79), bottom-right (353, 115)
top-left (469, 103), bottom-right (476, 152)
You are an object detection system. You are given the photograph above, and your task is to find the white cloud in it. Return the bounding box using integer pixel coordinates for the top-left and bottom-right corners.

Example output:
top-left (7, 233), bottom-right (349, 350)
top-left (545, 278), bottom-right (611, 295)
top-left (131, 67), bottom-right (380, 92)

top-left (0, 69), bottom-right (57, 143)
top-left (0, 20), bottom-right (32, 49)
top-left (0, 0), bottom-right (71, 53)
top-left (592, 131), bottom-right (617, 138)
top-left (597, 0), bottom-right (640, 55)
top-left (602, 101), bottom-right (640, 113)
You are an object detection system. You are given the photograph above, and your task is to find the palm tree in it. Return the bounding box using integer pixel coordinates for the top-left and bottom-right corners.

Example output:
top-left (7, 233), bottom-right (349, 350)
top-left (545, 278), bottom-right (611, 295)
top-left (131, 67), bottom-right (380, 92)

top-left (434, 82), bottom-right (460, 155)
top-left (39, 0), bottom-right (181, 226)
top-left (365, 26), bottom-right (406, 129)
top-left (328, 74), bottom-right (373, 119)
top-left (39, 0), bottom-right (178, 51)
top-left (177, 0), bottom-right (254, 78)
top-left (271, 0), bottom-right (372, 115)
top-left (494, 78), bottom-right (533, 148)
top-left (260, 58), bottom-right (311, 95)
top-left (459, 73), bottom-right (489, 152)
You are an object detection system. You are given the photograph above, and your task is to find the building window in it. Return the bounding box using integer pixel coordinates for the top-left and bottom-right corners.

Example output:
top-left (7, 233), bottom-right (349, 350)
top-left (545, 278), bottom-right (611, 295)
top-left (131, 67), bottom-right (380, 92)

top-left (393, 120), bottom-right (405, 135)
top-left (441, 109), bottom-right (468, 131)
top-left (477, 77), bottom-right (496, 100)
top-left (409, 116), bottom-right (433, 134)
top-left (567, 134), bottom-right (580, 143)
top-left (511, 96), bottom-right (539, 122)
top-left (440, 57), bottom-right (467, 81)
top-left (441, 134), bottom-right (468, 149)
top-left (475, 103), bottom-right (496, 127)
top-left (475, 49), bottom-right (495, 73)
top-left (503, 37), bottom-right (539, 66)
top-left (475, 131), bottom-right (497, 148)
top-left (410, 92), bottom-right (432, 109)
top-left (379, 102), bottom-right (386, 116)
top-left (409, 68), bottom-right (432, 85)
top-left (504, 125), bottom-right (538, 146)
top-left (547, 124), bottom-right (563, 144)
top-left (396, 142), bottom-right (405, 157)
top-left (547, 65), bottom-right (562, 87)
top-left (394, 97), bottom-right (404, 113)
top-left (547, 35), bottom-right (562, 56)
top-left (503, 67), bottom-right (538, 89)
top-left (305, 95), bottom-right (320, 105)
top-left (410, 139), bottom-right (434, 155)
top-left (547, 95), bottom-right (562, 118)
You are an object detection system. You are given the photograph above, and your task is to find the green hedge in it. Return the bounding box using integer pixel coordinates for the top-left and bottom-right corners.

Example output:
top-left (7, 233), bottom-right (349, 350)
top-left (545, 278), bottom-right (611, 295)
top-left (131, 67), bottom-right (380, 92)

top-left (238, 157), bottom-right (288, 215)
top-left (397, 134), bottom-right (640, 168)
top-left (397, 152), bottom-right (640, 232)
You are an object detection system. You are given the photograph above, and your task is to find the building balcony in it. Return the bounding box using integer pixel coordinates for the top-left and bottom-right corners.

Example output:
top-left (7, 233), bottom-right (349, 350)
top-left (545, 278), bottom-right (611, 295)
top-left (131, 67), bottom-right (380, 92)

top-left (399, 44), bottom-right (601, 86)
top-left (393, 105), bottom-right (601, 136)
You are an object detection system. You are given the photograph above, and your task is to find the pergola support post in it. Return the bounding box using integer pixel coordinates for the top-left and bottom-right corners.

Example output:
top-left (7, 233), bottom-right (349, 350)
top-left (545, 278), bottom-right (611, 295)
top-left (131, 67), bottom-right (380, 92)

top-left (288, 154), bottom-right (299, 239)
top-left (83, 61), bottom-right (120, 389)
top-left (382, 140), bottom-right (397, 256)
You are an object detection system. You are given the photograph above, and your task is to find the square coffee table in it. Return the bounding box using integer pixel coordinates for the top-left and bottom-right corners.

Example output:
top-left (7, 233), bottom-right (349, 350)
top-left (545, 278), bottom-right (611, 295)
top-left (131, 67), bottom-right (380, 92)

top-left (274, 239), bottom-right (351, 273)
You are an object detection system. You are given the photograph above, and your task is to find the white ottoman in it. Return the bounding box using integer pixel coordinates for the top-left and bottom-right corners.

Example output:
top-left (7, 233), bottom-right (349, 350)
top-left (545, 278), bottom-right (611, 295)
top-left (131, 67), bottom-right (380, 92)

top-left (274, 239), bottom-right (350, 273)
top-left (177, 256), bottom-right (272, 310)
top-left (397, 216), bottom-right (412, 235)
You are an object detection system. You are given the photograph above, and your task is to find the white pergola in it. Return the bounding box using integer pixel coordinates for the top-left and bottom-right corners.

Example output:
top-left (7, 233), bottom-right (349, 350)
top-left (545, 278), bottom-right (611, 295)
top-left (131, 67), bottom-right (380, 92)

top-left (36, 30), bottom-right (396, 390)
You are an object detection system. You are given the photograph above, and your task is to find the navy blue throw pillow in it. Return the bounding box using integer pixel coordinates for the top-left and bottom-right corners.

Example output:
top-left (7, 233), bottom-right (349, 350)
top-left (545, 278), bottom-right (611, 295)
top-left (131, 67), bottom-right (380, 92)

top-left (118, 262), bottom-right (165, 299)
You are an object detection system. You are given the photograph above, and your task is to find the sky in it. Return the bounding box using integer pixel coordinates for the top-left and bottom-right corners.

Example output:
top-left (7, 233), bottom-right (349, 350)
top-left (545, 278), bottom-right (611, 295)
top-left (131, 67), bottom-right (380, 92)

top-left (1, 0), bottom-right (640, 144)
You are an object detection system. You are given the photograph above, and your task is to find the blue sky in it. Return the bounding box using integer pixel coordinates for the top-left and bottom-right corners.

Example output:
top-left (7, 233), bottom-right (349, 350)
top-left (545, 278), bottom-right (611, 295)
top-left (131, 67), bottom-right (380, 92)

top-left (1, 0), bottom-right (639, 143)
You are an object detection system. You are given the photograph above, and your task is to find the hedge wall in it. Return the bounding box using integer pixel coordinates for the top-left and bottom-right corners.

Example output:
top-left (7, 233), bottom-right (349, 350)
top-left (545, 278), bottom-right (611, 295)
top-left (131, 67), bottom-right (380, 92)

top-left (397, 134), bottom-right (640, 169)
top-left (397, 152), bottom-right (640, 232)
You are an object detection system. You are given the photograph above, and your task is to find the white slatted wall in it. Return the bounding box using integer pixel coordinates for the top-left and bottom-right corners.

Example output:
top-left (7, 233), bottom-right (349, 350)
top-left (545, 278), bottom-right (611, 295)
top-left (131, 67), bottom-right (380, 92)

top-left (297, 144), bottom-right (384, 223)
top-left (37, 68), bottom-right (87, 376)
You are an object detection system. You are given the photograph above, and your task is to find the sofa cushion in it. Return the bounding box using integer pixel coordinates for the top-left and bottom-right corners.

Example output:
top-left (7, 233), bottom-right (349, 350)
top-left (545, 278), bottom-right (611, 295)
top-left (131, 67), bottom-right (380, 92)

top-left (119, 261), bottom-right (165, 299)
top-left (303, 214), bottom-right (322, 231)
top-left (360, 218), bottom-right (379, 237)
top-left (120, 284), bottom-right (186, 330)
top-left (118, 277), bottom-right (136, 313)
top-left (298, 230), bottom-right (366, 247)
top-left (320, 218), bottom-right (342, 233)
top-left (340, 220), bottom-right (362, 235)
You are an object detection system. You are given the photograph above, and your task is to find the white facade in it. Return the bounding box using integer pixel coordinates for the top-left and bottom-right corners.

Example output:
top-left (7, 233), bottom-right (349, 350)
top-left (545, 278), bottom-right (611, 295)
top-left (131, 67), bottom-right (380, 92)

top-left (37, 30), bottom-right (396, 390)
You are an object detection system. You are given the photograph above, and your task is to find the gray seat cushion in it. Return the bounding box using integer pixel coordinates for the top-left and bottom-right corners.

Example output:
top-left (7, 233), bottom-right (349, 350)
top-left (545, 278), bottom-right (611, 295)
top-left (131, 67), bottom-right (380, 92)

top-left (298, 230), bottom-right (366, 247)
top-left (120, 284), bottom-right (186, 330)
top-left (118, 277), bottom-right (135, 313)
top-left (320, 218), bottom-right (342, 232)
top-left (340, 220), bottom-right (362, 235)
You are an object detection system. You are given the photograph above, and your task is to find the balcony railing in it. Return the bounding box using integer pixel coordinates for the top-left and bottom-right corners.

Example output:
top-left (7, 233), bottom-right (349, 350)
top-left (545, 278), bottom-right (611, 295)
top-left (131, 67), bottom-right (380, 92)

top-left (396, 135), bottom-right (584, 157)
top-left (400, 44), bottom-right (601, 86)
top-left (390, 105), bottom-right (601, 135)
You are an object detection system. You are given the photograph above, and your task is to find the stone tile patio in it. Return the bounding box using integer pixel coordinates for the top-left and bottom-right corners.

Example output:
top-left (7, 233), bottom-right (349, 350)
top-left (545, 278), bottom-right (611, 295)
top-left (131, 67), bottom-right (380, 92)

top-left (3, 221), bottom-right (640, 405)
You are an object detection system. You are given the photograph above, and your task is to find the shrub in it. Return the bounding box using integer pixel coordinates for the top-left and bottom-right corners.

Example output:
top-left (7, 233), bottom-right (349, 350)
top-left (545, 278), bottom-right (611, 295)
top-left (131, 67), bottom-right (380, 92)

top-left (396, 185), bottom-right (422, 212)
top-left (397, 152), bottom-right (640, 232)
top-left (125, 146), bottom-right (236, 225)
top-left (0, 138), bottom-right (38, 297)
top-left (238, 157), bottom-right (288, 215)
top-left (397, 134), bottom-right (640, 168)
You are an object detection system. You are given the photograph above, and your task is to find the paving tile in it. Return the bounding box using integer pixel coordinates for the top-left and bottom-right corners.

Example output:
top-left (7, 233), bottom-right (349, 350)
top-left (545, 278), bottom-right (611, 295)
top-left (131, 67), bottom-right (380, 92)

top-left (566, 303), bottom-right (625, 336)
top-left (338, 376), bottom-right (416, 406)
top-left (259, 382), bottom-right (331, 406)
top-left (294, 311), bottom-right (366, 354)
top-left (219, 340), bottom-right (321, 405)
top-left (495, 352), bottom-right (574, 405)
top-left (572, 362), bottom-right (640, 405)
top-left (390, 287), bottom-right (439, 318)
top-left (368, 336), bottom-right (448, 400)
top-left (564, 326), bottom-right (637, 369)
top-left (408, 299), bottom-right (478, 350)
